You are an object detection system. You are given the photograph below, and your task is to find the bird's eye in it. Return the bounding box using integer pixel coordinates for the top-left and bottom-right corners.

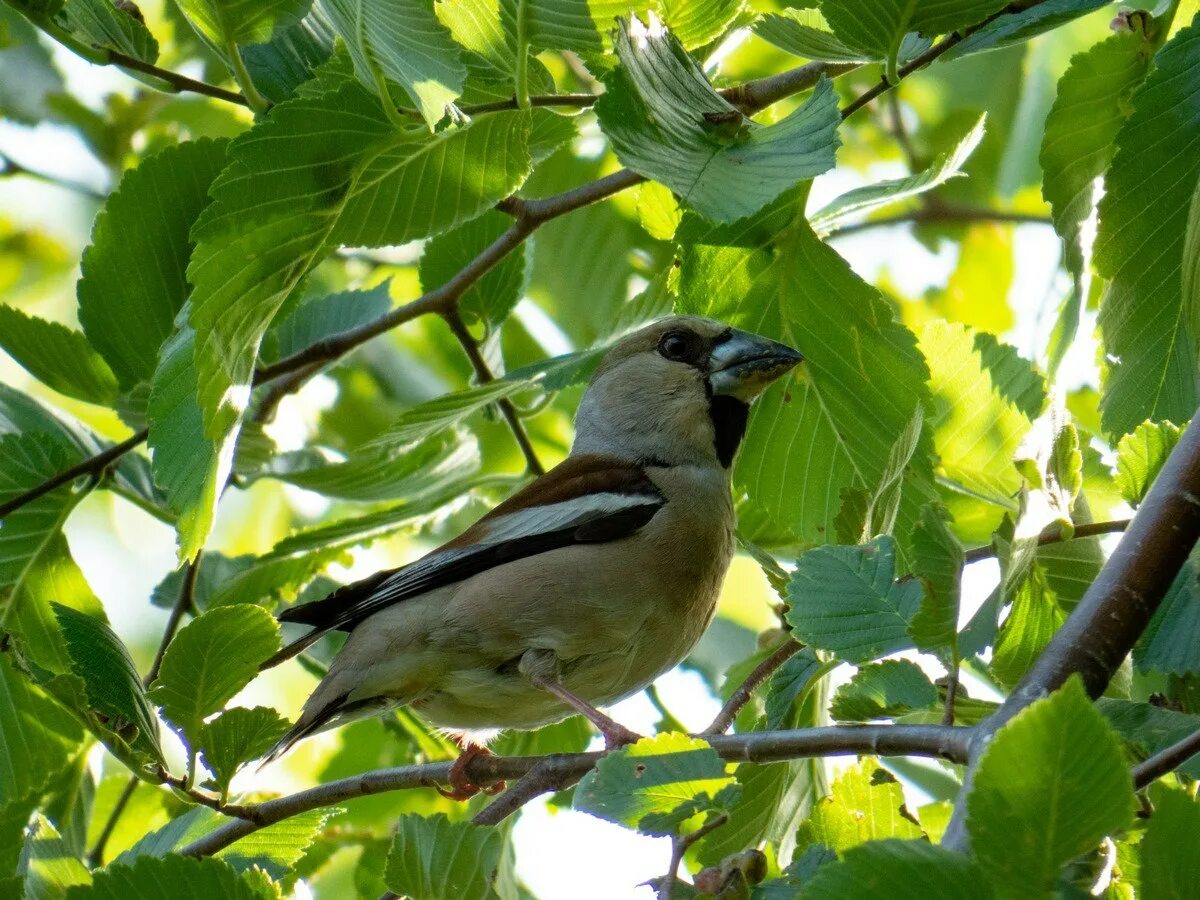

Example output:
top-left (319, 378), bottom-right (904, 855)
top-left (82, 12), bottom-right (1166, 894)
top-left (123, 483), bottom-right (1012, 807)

top-left (658, 331), bottom-right (693, 361)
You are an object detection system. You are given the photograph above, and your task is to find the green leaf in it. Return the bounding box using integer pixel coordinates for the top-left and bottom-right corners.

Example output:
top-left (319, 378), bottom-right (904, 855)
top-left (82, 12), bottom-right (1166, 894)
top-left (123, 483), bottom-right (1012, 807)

top-left (366, 378), bottom-right (536, 447)
top-left (1039, 30), bottom-right (1152, 374)
top-left (0, 7), bottom-right (64, 124)
top-left (1096, 18), bottom-right (1200, 436)
top-left (786, 536), bottom-right (924, 664)
top-left (18, 814), bottom-right (91, 898)
top-left (796, 759), bottom-right (922, 853)
top-left (240, 5), bottom-right (337, 102)
top-left (990, 564), bottom-right (1066, 687)
top-left (187, 83), bottom-right (531, 519)
top-left (659, 0), bottom-right (743, 49)
top-left (967, 677), bottom-right (1136, 896)
top-left (52, 603), bottom-right (165, 768)
top-left (817, 0), bottom-right (1006, 62)
top-left (763, 647), bottom-right (824, 730)
top-left (1135, 559), bottom-right (1200, 675)
top-left (174, 0), bottom-right (312, 47)
top-left (810, 115), bottom-right (986, 237)
top-left (200, 706), bottom-right (292, 798)
top-left (321, 0), bottom-right (466, 128)
top-left (907, 503), bottom-right (963, 657)
top-left (1115, 419), bottom-right (1183, 506)
top-left (527, 0), bottom-right (658, 54)
top-left (147, 323), bottom-right (220, 562)
top-left (0, 655), bottom-right (83, 808)
top-left (1099, 699), bottom-right (1200, 780)
top-left (1141, 784), bottom-right (1200, 898)
top-left (864, 404), bottom-right (924, 539)
top-left (830, 660), bottom-right (938, 721)
top-left (574, 733), bottom-right (737, 835)
top-left (420, 210), bottom-right (527, 330)
top-left (803, 839), bottom-right (992, 900)
top-left (66, 854), bottom-right (277, 900)
top-left (679, 212), bottom-right (937, 556)
top-left (0, 433), bottom-right (106, 674)
top-left (149, 605), bottom-right (281, 746)
top-left (946, 0), bottom-right (1113, 59)
top-left (78, 138), bottom-right (228, 389)
top-left (262, 281), bottom-right (394, 363)
top-left (0, 306), bottom-right (118, 404)
top-left (596, 16), bottom-right (839, 223)
top-left (433, 0), bottom-right (518, 75)
top-left (61, 0), bottom-right (158, 62)
top-left (753, 8), bottom-right (875, 63)
top-left (383, 813), bottom-right (503, 900)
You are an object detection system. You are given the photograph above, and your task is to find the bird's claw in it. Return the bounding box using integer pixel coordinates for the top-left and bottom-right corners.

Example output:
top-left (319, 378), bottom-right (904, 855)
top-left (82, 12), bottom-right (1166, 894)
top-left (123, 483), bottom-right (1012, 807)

top-left (436, 744), bottom-right (505, 801)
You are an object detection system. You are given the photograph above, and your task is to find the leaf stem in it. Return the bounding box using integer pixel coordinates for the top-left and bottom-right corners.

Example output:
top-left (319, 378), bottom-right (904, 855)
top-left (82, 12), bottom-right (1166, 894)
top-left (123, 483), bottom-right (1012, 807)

top-left (223, 39), bottom-right (269, 114)
top-left (87, 775), bottom-right (139, 867)
top-left (514, 0), bottom-right (532, 110)
top-left (144, 557), bottom-right (201, 687)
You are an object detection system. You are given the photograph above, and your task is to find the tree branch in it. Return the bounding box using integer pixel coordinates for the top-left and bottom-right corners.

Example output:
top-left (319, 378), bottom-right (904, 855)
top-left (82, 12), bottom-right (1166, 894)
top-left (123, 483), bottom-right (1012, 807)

top-left (660, 813), bottom-right (729, 900)
top-left (1, 152), bottom-right (106, 200)
top-left (943, 414), bottom-right (1200, 849)
top-left (181, 724), bottom-right (970, 856)
top-left (962, 518), bottom-right (1132, 565)
top-left (144, 557), bottom-right (200, 687)
top-left (1133, 728), bottom-right (1200, 789)
top-left (703, 640), bottom-right (804, 735)
top-left (443, 307), bottom-right (545, 476)
top-left (828, 203), bottom-right (1054, 238)
top-left (87, 775), bottom-right (138, 867)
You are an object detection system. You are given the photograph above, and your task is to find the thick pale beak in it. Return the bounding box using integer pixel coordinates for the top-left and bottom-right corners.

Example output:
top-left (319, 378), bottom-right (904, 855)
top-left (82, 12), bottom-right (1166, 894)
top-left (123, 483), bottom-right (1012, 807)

top-left (708, 329), bottom-right (804, 401)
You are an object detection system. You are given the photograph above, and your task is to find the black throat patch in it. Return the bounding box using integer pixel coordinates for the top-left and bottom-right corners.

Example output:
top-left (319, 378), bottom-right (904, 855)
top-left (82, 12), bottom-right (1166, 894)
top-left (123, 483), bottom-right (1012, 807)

top-left (708, 394), bottom-right (750, 467)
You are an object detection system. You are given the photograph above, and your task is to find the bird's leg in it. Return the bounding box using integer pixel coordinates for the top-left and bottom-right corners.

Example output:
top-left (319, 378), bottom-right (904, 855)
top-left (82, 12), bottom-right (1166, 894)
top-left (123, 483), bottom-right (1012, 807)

top-left (436, 737), bottom-right (505, 802)
top-left (520, 649), bottom-right (643, 750)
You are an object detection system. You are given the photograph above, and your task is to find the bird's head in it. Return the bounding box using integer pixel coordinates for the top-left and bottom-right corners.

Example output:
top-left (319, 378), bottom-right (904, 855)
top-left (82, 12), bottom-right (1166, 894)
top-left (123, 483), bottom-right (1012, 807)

top-left (572, 316), bottom-right (803, 468)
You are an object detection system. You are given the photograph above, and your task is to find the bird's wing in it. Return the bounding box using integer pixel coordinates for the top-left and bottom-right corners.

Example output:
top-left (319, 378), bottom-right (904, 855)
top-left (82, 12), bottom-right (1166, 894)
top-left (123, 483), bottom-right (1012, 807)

top-left (263, 455), bottom-right (664, 668)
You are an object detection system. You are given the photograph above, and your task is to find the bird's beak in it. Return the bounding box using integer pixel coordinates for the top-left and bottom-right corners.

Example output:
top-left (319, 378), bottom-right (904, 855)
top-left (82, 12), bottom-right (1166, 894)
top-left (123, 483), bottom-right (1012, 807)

top-left (708, 329), bottom-right (804, 401)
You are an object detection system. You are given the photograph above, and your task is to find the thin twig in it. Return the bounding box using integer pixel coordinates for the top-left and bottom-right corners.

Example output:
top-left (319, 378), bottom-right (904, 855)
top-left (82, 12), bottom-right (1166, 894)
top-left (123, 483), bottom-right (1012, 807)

top-left (962, 519), bottom-right (1133, 565)
top-left (158, 768), bottom-right (263, 822)
top-left (87, 775), bottom-right (139, 867)
top-left (660, 813), bottom-right (729, 900)
top-left (443, 307), bottom-right (545, 476)
top-left (1, 153), bottom-right (106, 200)
top-left (941, 670), bottom-right (960, 727)
top-left (886, 90), bottom-right (919, 171)
top-left (703, 640), bottom-right (804, 735)
top-left (829, 203), bottom-right (1053, 238)
top-left (1133, 728), bottom-right (1200, 789)
top-left (181, 724), bottom-right (971, 856)
top-left (144, 557), bottom-right (201, 687)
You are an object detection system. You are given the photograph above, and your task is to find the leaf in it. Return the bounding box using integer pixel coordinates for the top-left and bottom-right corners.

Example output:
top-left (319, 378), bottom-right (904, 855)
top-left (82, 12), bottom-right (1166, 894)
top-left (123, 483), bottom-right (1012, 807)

top-left (990, 564), bottom-right (1066, 687)
top-left (810, 115), bottom-right (986, 237)
top-left (753, 8), bottom-right (875, 63)
top-left (0, 433), bottom-right (106, 674)
top-left (574, 733), bottom-right (737, 835)
top-left (796, 759), bottom-right (922, 853)
top-left (420, 210), bottom-right (527, 330)
top-left (200, 706), bottom-right (292, 797)
top-left (66, 854), bottom-right (276, 900)
top-left (803, 839), bottom-right (992, 900)
top-left (1099, 699), bottom-right (1200, 780)
top-left (1135, 559), bottom-right (1200, 676)
top-left (786, 536), bottom-right (924, 664)
top-left (262, 281), bottom-right (394, 363)
top-left (763, 647), bottom-right (824, 730)
top-left (52, 603), bottom-right (165, 768)
top-left (817, 0), bottom-right (1006, 63)
top-left (365, 378), bottom-right (536, 447)
top-left (77, 138), bottom-right (229, 389)
top-left (527, 0), bottom-right (658, 54)
top-left (433, 0), bottom-right (518, 75)
top-left (946, 0), bottom-right (1114, 59)
top-left (1141, 784), bottom-right (1200, 898)
top-left (18, 814), bottom-right (91, 898)
top-left (147, 323), bottom-right (221, 562)
top-left (321, 0), bottom-right (466, 128)
top-left (383, 813), bottom-right (503, 900)
top-left (596, 15), bottom-right (840, 223)
top-left (0, 7), bottom-right (64, 124)
top-left (149, 605), bottom-right (281, 746)
top-left (61, 0), bottom-right (158, 62)
top-left (966, 677), bottom-right (1136, 896)
top-left (658, 0), bottom-right (743, 49)
top-left (0, 655), bottom-right (83, 808)
top-left (174, 0), bottom-right (312, 47)
top-left (0, 306), bottom-right (117, 405)
top-left (1096, 18), bottom-right (1200, 436)
top-left (864, 404), bottom-right (924, 539)
top-left (679, 210), bottom-right (937, 557)
top-left (1115, 419), bottom-right (1183, 506)
top-left (907, 503), bottom-right (963, 657)
top-left (1038, 30), bottom-right (1152, 374)
top-left (240, 4), bottom-right (338, 102)
top-left (186, 83), bottom-right (531, 523)
top-left (830, 660), bottom-right (938, 721)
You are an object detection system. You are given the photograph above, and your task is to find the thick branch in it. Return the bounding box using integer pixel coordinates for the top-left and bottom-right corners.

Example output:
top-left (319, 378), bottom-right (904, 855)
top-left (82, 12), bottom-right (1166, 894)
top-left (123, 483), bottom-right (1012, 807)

top-left (443, 307), bottom-right (545, 476)
top-left (181, 724), bottom-right (970, 856)
top-left (1133, 728), bottom-right (1200, 790)
top-left (943, 414), bottom-right (1200, 849)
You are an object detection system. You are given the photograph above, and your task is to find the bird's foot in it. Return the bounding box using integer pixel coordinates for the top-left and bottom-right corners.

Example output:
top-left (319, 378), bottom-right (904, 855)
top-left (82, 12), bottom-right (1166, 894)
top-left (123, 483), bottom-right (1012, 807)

top-left (436, 744), bottom-right (505, 801)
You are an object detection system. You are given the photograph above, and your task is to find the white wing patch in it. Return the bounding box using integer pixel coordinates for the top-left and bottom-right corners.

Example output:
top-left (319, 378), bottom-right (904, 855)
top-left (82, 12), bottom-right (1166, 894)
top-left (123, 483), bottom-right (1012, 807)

top-left (476, 492), bottom-right (662, 544)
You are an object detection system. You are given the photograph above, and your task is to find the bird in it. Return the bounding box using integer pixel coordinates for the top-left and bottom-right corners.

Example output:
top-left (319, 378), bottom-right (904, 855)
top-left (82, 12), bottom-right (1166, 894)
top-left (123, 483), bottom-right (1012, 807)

top-left (260, 315), bottom-right (803, 798)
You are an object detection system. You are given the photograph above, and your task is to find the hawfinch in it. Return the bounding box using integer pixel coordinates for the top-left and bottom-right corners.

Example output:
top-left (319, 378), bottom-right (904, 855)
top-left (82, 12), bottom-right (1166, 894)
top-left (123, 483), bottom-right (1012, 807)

top-left (263, 316), bottom-right (802, 793)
